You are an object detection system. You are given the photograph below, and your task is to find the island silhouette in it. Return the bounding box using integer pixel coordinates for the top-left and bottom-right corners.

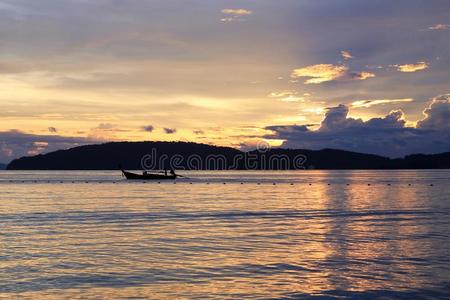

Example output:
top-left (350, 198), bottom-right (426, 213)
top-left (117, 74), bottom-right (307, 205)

top-left (5, 141), bottom-right (450, 170)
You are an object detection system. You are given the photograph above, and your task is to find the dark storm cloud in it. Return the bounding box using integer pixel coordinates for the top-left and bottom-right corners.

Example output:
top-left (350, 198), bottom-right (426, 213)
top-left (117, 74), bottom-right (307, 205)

top-left (417, 95), bottom-right (450, 129)
top-left (265, 95), bottom-right (450, 158)
top-left (0, 130), bottom-right (100, 163)
top-left (285, 0), bottom-right (450, 114)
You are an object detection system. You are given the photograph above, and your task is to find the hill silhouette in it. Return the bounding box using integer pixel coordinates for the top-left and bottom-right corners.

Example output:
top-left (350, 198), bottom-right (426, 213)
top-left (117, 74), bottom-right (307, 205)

top-left (6, 141), bottom-right (450, 170)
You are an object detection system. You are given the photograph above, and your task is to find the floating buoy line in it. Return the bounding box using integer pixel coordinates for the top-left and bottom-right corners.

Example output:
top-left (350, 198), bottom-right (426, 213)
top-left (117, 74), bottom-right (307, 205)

top-left (0, 180), bottom-right (437, 186)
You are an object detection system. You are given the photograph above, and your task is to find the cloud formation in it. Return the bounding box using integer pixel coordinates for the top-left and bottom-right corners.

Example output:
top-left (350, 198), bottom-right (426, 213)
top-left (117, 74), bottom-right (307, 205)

top-left (416, 94), bottom-right (450, 129)
top-left (0, 130), bottom-right (99, 163)
top-left (396, 62), bottom-right (428, 73)
top-left (1, 0), bottom-right (450, 156)
top-left (428, 24), bottom-right (449, 30)
top-left (97, 123), bottom-right (116, 130)
top-left (221, 9), bottom-right (252, 15)
top-left (193, 130), bottom-right (204, 135)
top-left (291, 64), bottom-right (349, 84)
top-left (341, 51), bottom-right (353, 60)
top-left (221, 8), bottom-right (252, 22)
top-left (163, 128), bottom-right (177, 134)
top-left (349, 71), bottom-right (376, 80)
top-left (291, 61), bottom-right (376, 84)
top-left (27, 141), bottom-right (49, 156)
top-left (143, 125), bottom-right (155, 132)
top-left (265, 95), bottom-right (450, 157)
top-left (351, 98), bottom-right (413, 108)
top-left (268, 90), bottom-right (307, 102)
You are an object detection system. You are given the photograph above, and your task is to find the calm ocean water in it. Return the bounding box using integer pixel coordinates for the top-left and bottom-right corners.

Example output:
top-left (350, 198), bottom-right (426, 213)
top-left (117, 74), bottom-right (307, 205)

top-left (0, 170), bottom-right (449, 299)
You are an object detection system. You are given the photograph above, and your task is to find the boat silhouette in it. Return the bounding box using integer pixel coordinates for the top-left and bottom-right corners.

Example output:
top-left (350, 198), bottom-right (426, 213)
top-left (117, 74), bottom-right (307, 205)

top-left (121, 169), bottom-right (178, 180)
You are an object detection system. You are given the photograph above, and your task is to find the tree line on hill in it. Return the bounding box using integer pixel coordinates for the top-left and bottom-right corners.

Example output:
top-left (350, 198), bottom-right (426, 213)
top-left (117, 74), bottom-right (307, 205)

top-left (6, 141), bottom-right (450, 170)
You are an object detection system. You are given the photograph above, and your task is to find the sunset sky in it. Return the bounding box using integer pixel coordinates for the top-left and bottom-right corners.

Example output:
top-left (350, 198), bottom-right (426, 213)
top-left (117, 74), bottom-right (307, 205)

top-left (1, 0), bottom-right (450, 162)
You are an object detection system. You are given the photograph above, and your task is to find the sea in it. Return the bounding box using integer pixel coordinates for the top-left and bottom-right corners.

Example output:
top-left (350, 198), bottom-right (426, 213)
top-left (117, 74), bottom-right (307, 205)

top-left (0, 170), bottom-right (449, 299)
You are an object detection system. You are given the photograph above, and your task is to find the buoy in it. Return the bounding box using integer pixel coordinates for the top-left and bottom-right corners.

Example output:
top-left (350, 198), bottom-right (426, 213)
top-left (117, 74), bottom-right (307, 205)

top-left (368, 184), bottom-right (371, 186)
top-left (309, 183), bottom-right (312, 186)
top-left (430, 184), bottom-right (434, 186)
top-left (189, 182), bottom-right (193, 184)
top-left (327, 183), bottom-right (331, 186)
top-left (273, 183), bottom-right (276, 185)
top-left (346, 183), bottom-right (350, 186)
top-left (290, 183), bottom-right (294, 185)
top-left (387, 183), bottom-right (391, 186)
top-left (257, 183), bottom-right (261, 185)
top-left (240, 182), bottom-right (244, 184)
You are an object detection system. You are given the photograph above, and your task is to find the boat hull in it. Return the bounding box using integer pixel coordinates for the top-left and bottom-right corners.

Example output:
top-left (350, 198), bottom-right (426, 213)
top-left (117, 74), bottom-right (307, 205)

top-left (122, 170), bottom-right (176, 180)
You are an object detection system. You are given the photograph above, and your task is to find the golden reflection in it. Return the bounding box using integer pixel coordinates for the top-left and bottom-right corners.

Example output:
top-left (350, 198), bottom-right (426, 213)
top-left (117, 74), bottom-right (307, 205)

top-left (0, 171), bottom-right (447, 298)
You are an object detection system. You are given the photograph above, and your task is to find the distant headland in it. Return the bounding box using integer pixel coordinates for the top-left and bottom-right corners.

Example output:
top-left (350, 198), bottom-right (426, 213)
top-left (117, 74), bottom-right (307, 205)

top-left (5, 141), bottom-right (450, 170)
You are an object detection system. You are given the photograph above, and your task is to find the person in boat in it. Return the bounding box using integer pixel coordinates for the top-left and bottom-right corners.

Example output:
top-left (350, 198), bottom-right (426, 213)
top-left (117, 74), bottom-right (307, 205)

top-left (170, 169), bottom-right (176, 177)
top-left (164, 169), bottom-right (167, 176)
top-left (143, 170), bottom-right (148, 175)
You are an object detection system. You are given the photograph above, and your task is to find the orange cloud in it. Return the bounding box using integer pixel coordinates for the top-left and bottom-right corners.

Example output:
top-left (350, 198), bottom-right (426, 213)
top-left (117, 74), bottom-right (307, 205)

top-left (291, 64), bottom-right (348, 84)
top-left (396, 62), bottom-right (428, 72)
top-left (350, 71), bottom-right (375, 80)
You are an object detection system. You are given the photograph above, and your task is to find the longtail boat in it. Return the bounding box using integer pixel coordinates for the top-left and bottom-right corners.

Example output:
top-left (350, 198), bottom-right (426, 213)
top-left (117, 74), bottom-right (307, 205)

top-left (121, 169), bottom-right (177, 180)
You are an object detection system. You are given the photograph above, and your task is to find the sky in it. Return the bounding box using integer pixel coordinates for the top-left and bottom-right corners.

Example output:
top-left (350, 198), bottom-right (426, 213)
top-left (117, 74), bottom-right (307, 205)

top-left (1, 0), bottom-right (450, 162)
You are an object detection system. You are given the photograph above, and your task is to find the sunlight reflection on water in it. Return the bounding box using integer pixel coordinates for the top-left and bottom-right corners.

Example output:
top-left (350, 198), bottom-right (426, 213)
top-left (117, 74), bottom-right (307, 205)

top-left (0, 170), bottom-right (449, 299)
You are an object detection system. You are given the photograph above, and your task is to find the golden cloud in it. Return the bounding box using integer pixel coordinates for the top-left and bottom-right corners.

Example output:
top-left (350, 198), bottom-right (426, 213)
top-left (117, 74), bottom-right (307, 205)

top-left (291, 64), bottom-right (348, 84)
top-left (221, 8), bottom-right (253, 22)
top-left (350, 71), bottom-right (376, 80)
top-left (352, 98), bottom-right (413, 108)
top-left (396, 62), bottom-right (428, 73)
